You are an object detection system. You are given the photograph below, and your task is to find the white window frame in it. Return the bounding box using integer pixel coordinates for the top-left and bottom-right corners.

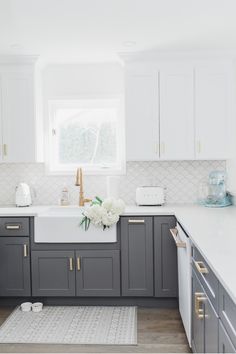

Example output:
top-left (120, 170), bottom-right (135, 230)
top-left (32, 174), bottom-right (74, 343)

top-left (45, 96), bottom-right (126, 175)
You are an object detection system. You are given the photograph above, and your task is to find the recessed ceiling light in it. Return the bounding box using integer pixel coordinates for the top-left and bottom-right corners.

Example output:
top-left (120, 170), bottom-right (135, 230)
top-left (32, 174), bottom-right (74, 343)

top-left (123, 41), bottom-right (136, 48)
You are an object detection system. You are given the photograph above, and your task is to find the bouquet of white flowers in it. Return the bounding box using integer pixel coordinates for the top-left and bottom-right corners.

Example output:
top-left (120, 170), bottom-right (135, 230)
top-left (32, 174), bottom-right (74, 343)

top-left (80, 196), bottom-right (125, 231)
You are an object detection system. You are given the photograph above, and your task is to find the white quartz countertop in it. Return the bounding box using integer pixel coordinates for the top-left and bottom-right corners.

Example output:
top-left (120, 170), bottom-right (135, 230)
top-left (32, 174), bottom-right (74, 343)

top-left (0, 204), bottom-right (236, 303)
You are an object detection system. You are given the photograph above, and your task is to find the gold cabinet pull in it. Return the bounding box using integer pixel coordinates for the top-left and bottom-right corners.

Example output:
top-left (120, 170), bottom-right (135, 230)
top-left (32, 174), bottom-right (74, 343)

top-left (69, 257), bottom-right (74, 271)
top-left (169, 228), bottom-right (186, 248)
top-left (77, 257), bottom-right (81, 271)
top-left (3, 144), bottom-right (7, 157)
top-left (5, 224), bottom-right (21, 230)
top-left (128, 219), bottom-right (145, 224)
top-left (195, 292), bottom-right (206, 319)
top-left (23, 244), bottom-right (28, 257)
top-left (194, 261), bottom-right (209, 274)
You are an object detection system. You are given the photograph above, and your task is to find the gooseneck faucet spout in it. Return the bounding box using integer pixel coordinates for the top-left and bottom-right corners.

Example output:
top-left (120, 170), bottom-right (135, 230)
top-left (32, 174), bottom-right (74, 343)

top-left (75, 168), bottom-right (92, 206)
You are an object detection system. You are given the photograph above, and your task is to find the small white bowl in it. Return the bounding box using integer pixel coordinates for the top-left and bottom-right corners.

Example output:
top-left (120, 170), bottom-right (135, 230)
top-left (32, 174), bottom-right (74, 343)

top-left (21, 302), bottom-right (32, 312)
top-left (32, 302), bottom-right (43, 313)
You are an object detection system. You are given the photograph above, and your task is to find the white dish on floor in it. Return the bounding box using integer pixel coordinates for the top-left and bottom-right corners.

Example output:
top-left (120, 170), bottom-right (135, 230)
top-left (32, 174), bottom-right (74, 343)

top-left (32, 302), bottom-right (43, 313)
top-left (20, 302), bottom-right (32, 312)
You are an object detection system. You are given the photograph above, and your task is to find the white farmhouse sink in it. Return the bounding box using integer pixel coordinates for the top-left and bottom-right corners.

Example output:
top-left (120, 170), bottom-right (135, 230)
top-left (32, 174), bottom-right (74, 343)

top-left (34, 206), bottom-right (117, 243)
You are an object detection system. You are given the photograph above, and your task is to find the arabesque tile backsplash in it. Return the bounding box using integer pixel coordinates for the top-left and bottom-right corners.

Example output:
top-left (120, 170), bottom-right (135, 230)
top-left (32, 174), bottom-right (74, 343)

top-left (0, 161), bottom-right (226, 206)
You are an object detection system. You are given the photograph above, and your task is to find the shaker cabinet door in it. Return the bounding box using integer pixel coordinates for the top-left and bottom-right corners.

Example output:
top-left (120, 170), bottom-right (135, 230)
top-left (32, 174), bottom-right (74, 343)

top-left (76, 250), bottom-right (120, 297)
top-left (0, 75), bottom-right (3, 162)
top-left (192, 269), bottom-right (205, 353)
top-left (192, 268), bottom-right (218, 353)
top-left (154, 216), bottom-right (178, 297)
top-left (219, 320), bottom-right (236, 353)
top-left (31, 250), bottom-right (75, 296)
top-left (125, 64), bottom-right (159, 161)
top-left (121, 216), bottom-right (153, 296)
top-left (204, 292), bottom-right (218, 353)
top-left (159, 67), bottom-right (194, 160)
top-left (195, 63), bottom-right (232, 159)
top-left (1, 72), bottom-right (36, 162)
top-left (0, 237), bottom-right (31, 296)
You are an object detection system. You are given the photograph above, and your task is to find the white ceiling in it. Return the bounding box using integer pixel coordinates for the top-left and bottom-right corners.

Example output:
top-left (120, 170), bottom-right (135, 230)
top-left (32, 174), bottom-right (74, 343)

top-left (1, 0), bottom-right (236, 63)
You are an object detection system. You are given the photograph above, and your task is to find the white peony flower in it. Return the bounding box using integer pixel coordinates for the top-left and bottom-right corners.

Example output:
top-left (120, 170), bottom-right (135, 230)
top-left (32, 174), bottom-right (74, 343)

top-left (102, 198), bottom-right (114, 212)
top-left (102, 198), bottom-right (125, 215)
top-left (102, 212), bottom-right (119, 227)
top-left (84, 204), bottom-right (107, 227)
top-left (82, 198), bottom-right (126, 230)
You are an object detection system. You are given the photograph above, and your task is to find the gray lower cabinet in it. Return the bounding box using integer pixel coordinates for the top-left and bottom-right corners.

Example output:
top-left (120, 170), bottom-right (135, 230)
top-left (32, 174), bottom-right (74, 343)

top-left (76, 250), bottom-right (120, 296)
top-left (154, 216), bottom-right (178, 297)
top-left (192, 269), bottom-right (205, 353)
top-left (121, 216), bottom-right (153, 296)
top-left (32, 249), bottom-right (120, 297)
top-left (219, 320), bottom-right (236, 353)
top-left (0, 237), bottom-right (31, 296)
top-left (204, 290), bottom-right (219, 353)
top-left (192, 268), bottom-right (218, 353)
top-left (219, 284), bottom-right (236, 351)
top-left (31, 250), bottom-right (76, 296)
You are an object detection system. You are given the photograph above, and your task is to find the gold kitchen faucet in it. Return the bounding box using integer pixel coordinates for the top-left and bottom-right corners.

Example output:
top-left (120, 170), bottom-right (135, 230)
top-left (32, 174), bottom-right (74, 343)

top-left (75, 168), bottom-right (92, 206)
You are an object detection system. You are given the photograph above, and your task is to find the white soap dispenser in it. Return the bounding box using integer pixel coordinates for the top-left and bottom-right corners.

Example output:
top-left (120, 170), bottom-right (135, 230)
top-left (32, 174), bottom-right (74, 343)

top-left (60, 187), bottom-right (70, 206)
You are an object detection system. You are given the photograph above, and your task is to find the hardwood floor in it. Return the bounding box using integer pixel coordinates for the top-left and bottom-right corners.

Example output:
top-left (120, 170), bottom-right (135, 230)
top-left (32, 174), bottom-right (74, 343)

top-left (0, 306), bottom-right (191, 353)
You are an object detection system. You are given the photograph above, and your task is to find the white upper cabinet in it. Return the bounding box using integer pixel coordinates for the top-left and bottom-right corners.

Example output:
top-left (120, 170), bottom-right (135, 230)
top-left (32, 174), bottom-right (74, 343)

top-left (0, 56), bottom-right (38, 163)
top-left (159, 66), bottom-right (194, 159)
top-left (194, 63), bottom-right (232, 160)
top-left (125, 64), bottom-right (159, 161)
top-left (0, 77), bottom-right (3, 162)
top-left (124, 58), bottom-right (234, 161)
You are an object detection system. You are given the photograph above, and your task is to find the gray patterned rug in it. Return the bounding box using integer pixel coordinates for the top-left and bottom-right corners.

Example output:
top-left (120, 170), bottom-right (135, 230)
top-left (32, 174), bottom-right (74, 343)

top-left (0, 306), bottom-right (137, 345)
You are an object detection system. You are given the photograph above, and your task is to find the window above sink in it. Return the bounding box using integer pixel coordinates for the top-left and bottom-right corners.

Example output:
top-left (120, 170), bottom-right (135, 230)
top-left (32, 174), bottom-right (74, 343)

top-left (46, 98), bottom-right (125, 175)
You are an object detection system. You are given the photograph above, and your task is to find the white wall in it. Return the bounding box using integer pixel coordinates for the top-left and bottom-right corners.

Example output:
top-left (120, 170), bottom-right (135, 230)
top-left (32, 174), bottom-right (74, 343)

top-left (42, 62), bottom-right (124, 98)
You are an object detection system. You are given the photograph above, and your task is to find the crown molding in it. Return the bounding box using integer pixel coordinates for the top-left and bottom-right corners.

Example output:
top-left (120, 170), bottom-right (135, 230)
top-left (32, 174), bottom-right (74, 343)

top-left (118, 49), bottom-right (236, 63)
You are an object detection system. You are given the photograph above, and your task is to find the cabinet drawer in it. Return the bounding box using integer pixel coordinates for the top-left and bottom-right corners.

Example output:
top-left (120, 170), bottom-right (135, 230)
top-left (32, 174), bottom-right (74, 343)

top-left (192, 246), bottom-right (219, 311)
top-left (0, 218), bottom-right (30, 236)
top-left (219, 284), bottom-right (236, 349)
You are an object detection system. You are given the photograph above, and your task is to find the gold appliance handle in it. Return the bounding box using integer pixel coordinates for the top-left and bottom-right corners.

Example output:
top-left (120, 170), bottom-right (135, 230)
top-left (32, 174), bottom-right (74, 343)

top-left (169, 228), bottom-right (186, 248)
top-left (194, 261), bottom-right (209, 274)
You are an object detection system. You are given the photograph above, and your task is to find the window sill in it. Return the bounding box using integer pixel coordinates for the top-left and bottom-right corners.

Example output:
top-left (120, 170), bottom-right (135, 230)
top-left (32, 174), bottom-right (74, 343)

top-left (45, 166), bottom-right (126, 176)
